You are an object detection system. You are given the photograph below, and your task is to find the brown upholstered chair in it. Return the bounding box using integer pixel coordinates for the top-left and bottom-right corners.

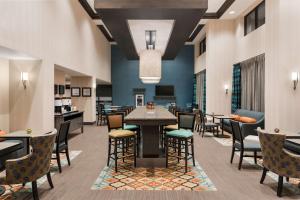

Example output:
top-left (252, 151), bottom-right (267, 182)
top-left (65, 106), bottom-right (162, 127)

top-left (106, 113), bottom-right (137, 172)
top-left (258, 129), bottom-right (300, 197)
top-left (0, 130), bottom-right (57, 200)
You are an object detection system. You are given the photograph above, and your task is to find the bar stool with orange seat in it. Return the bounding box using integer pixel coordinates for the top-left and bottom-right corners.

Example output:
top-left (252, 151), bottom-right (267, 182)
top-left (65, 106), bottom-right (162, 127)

top-left (106, 113), bottom-right (137, 172)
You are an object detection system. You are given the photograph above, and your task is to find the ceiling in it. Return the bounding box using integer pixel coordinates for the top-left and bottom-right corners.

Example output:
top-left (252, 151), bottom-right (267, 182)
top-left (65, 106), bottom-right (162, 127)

top-left (94, 0), bottom-right (207, 60)
top-left (127, 20), bottom-right (174, 56)
top-left (80, 0), bottom-right (258, 58)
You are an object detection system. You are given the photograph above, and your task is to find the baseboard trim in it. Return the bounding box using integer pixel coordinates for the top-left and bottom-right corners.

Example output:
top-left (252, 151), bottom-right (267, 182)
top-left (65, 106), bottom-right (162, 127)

top-left (83, 121), bottom-right (96, 125)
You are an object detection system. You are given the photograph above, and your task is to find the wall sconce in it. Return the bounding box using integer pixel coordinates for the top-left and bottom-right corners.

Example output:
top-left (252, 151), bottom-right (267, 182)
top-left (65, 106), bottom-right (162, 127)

top-left (21, 72), bottom-right (29, 89)
top-left (292, 72), bottom-right (299, 90)
top-left (224, 84), bottom-right (229, 94)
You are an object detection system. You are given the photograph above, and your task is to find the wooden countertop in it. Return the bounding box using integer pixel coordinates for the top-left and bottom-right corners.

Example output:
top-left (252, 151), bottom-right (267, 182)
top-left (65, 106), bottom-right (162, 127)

top-left (125, 106), bottom-right (177, 125)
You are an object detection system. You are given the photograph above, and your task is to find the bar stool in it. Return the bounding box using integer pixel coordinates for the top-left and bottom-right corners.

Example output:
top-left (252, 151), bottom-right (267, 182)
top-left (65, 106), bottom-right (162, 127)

top-left (106, 113), bottom-right (137, 172)
top-left (165, 113), bottom-right (196, 173)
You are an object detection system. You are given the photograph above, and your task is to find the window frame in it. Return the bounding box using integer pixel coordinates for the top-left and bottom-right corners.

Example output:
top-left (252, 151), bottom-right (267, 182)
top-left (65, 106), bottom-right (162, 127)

top-left (244, 1), bottom-right (265, 36)
top-left (199, 37), bottom-right (206, 56)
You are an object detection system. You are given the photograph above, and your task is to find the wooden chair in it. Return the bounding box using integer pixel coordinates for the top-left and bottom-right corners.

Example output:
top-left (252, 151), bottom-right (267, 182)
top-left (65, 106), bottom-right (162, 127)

top-left (0, 130), bottom-right (57, 200)
top-left (106, 113), bottom-right (137, 172)
top-left (52, 121), bottom-right (71, 173)
top-left (97, 104), bottom-right (106, 126)
top-left (165, 113), bottom-right (196, 173)
top-left (230, 120), bottom-right (261, 170)
top-left (199, 110), bottom-right (219, 137)
top-left (258, 129), bottom-right (300, 197)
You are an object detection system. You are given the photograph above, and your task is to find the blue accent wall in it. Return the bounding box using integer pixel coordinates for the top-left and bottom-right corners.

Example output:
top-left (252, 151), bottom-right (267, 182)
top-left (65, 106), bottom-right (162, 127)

top-left (111, 45), bottom-right (194, 107)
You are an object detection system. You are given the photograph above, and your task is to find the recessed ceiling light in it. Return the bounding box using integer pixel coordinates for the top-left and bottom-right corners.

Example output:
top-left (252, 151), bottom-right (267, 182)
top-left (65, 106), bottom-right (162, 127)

top-left (229, 11), bottom-right (235, 15)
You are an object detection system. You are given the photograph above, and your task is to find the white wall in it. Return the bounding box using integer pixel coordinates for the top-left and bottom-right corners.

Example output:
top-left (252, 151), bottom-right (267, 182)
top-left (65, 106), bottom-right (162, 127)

top-left (71, 76), bottom-right (96, 123)
top-left (0, 0), bottom-right (111, 132)
top-left (206, 20), bottom-right (236, 115)
top-left (265, 0), bottom-right (300, 131)
top-left (235, 17), bottom-right (266, 63)
top-left (0, 58), bottom-right (10, 132)
top-left (194, 0), bottom-right (266, 116)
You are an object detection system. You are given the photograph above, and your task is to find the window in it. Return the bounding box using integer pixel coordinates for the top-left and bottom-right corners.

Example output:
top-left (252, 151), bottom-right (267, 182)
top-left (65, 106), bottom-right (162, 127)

top-left (244, 1), bottom-right (265, 35)
top-left (199, 37), bottom-right (206, 56)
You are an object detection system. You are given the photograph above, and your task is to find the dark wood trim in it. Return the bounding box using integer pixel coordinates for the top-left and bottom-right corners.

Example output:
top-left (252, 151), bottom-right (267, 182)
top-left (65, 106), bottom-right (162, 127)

top-left (203, 0), bottom-right (235, 19)
top-left (202, 12), bottom-right (218, 19)
top-left (187, 24), bottom-right (204, 42)
top-left (97, 25), bottom-right (115, 42)
top-left (78, 0), bottom-right (100, 19)
top-left (83, 121), bottom-right (96, 125)
top-left (217, 0), bottom-right (235, 18)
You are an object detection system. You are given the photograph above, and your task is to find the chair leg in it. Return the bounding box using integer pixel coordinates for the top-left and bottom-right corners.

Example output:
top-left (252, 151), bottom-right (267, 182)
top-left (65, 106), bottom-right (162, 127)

top-left (107, 138), bottom-right (111, 166)
top-left (122, 139), bottom-right (125, 162)
top-left (202, 127), bottom-right (205, 138)
top-left (191, 137), bottom-right (195, 166)
top-left (254, 151), bottom-right (257, 164)
top-left (230, 146), bottom-right (235, 164)
top-left (66, 147), bottom-right (71, 166)
top-left (22, 183), bottom-right (26, 187)
top-left (277, 176), bottom-right (283, 197)
top-left (114, 138), bottom-right (118, 172)
top-left (260, 167), bottom-right (268, 184)
top-left (178, 139), bottom-right (181, 163)
top-left (238, 150), bottom-right (244, 170)
top-left (47, 172), bottom-right (54, 189)
top-left (133, 136), bottom-right (137, 168)
top-left (56, 152), bottom-right (62, 173)
top-left (286, 177), bottom-right (289, 182)
top-left (185, 139), bottom-right (188, 173)
top-left (165, 137), bottom-right (169, 168)
top-left (32, 181), bottom-right (39, 200)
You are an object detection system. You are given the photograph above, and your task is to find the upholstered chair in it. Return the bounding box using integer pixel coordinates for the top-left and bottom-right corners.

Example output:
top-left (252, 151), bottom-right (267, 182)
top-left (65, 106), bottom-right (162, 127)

top-left (0, 130), bottom-right (57, 200)
top-left (230, 120), bottom-right (261, 170)
top-left (258, 129), bottom-right (300, 197)
top-left (106, 113), bottom-right (136, 172)
top-left (165, 113), bottom-right (196, 173)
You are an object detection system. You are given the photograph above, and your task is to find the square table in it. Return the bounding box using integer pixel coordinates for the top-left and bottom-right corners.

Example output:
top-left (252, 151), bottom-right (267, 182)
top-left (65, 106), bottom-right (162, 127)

top-left (0, 131), bottom-right (31, 154)
top-left (205, 113), bottom-right (224, 123)
top-left (214, 116), bottom-right (235, 137)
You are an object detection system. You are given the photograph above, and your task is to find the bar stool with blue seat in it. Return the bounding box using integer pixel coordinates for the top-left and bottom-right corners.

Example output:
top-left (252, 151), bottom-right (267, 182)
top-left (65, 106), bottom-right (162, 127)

top-left (106, 113), bottom-right (137, 172)
top-left (165, 113), bottom-right (196, 173)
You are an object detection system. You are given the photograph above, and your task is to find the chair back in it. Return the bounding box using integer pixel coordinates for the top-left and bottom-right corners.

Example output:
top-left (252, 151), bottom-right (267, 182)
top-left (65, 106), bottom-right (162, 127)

top-left (199, 110), bottom-right (206, 125)
top-left (257, 129), bottom-right (286, 175)
top-left (5, 130), bottom-right (57, 183)
top-left (178, 113), bottom-right (195, 131)
top-left (230, 120), bottom-right (244, 144)
top-left (57, 121), bottom-right (71, 146)
top-left (107, 113), bottom-right (124, 132)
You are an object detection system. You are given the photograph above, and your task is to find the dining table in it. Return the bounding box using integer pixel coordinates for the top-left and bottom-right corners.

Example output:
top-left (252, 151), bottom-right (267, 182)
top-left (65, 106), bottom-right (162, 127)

top-left (214, 115), bottom-right (235, 138)
top-left (125, 106), bottom-right (177, 167)
top-left (205, 113), bottom-right (224, 123)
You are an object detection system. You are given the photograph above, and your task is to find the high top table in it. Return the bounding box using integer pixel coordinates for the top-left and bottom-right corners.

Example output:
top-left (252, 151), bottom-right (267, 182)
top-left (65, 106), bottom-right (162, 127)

top-left (125, 106), bottom-right (177, 166)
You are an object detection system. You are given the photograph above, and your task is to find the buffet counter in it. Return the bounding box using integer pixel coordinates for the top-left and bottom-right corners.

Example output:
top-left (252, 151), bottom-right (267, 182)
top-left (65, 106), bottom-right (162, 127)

top-left (55, 111), bottom-right (84, 133)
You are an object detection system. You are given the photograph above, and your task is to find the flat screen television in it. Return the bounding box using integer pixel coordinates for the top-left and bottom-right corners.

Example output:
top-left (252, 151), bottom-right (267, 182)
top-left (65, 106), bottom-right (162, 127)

top-left (155, 85), bottom-right (174, 96)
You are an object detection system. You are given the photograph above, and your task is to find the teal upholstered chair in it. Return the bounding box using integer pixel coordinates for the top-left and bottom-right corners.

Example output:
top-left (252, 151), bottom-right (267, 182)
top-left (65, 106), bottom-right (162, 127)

top-left (165, 113), bottom-right (196, 173)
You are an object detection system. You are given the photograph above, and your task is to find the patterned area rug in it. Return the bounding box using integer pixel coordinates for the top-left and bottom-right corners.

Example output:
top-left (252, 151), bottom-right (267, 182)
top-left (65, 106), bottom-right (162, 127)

top-left (0, 150), bottom-right (82, 200)
top-left (92, 159), bottom-right (216, 191)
